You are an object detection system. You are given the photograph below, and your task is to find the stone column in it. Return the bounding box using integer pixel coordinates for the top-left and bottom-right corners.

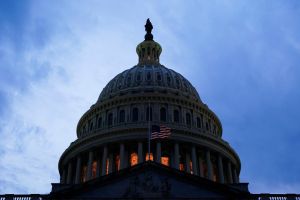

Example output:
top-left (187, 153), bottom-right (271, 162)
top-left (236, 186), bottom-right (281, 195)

top-left (120, 143), bottom-right (125, 169)
top-left (66, 162), bottom-right (73, 184)
top-left (96, 156), bottom-right (101, 178)
top-left (124, 150), bottom-right (128, 168)
top-left (61, 168), bottom-right (66, 184)
top-left (138, 142), bottom-right (143, 163)
top-left (191, 146), bottom-right (198, 175)
top-left (227, 161), bottom-right (233, 184)
top-left (198, 155), bottom-right (204, 177)
top-left (101, 146), bottom-right (108, 176)
top-left (108, 153), bottom-right (113, 173)
top-left (206, 150), bottom-right (213, 180)
top-left (87, 151), bottom-right (94, 180)
top-left (217, 155), bottom-right (225, 183)
top-left (233, 168), bottom-right (239, 183)
top-left (185, 153), bottom-right (191, 173)
top-left (156, 142), bottom-right (161, 163)
top-left (174, 143), bottom-right (179, 169)
top-left (75, 156), bottom-right (82, 184)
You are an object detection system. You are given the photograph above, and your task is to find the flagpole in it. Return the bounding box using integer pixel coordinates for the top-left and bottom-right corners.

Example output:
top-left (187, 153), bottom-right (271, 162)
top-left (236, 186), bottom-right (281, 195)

top-left (148, 100), bottom-right (151, 161)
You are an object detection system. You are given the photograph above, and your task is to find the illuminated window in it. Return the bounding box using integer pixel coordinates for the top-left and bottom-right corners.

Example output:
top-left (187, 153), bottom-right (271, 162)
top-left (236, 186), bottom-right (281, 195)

top-left (145, 153), bottom-right (153, 161)
top-left (161, 156), bottom-right (169, 166)
top-left (106, 158), bottom-right (110, 175)
top-left (81, 165), bottom-right (87, 183)
top-left (115, 155), bottom-right (120, 171)
top-left (179, 163), bottom-right (185, 171)
top-left (190, 161), bottom-right (194, 174)
top-left (130, 152), bottom-right (138, 166)
top-left (92, 161), bottom-right (97, 178)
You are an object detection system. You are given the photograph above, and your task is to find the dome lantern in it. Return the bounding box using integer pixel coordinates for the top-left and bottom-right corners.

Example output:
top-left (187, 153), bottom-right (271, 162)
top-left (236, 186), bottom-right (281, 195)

top-left (136, 19), bottom-right (162, 65)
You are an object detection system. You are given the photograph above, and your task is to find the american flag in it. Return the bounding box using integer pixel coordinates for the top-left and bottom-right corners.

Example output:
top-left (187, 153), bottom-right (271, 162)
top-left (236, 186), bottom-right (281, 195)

top-left (151, 125), bottom-right (171, 140)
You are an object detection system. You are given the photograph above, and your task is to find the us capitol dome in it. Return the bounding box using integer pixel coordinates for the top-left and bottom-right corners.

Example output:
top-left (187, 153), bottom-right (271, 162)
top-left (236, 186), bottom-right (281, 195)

top-left (57, 19), bottom-right (241, 187)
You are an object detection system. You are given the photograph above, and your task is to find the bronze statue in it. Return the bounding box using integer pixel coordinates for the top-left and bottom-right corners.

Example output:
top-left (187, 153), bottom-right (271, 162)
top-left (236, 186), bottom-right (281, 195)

top-left (145, 18), bottom-right (153, 41)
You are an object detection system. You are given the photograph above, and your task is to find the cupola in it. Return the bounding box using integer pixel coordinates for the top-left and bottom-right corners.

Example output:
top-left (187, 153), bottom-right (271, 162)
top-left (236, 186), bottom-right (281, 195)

top-left (136, 19), bottom-right (162, 65)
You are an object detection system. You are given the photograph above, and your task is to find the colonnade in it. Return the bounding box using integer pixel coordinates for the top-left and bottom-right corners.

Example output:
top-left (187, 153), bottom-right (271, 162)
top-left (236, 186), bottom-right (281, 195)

top-left (61, 141), bottom-right (239, 185)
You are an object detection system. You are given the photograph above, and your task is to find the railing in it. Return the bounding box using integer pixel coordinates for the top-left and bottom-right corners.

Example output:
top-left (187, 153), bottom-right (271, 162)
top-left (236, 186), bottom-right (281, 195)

top-left (250, 194), bottom-right (300, 200)
top-left (1, 194), bottom-right (300, 199)
top-left (0, 195), bottom-right (47, 200)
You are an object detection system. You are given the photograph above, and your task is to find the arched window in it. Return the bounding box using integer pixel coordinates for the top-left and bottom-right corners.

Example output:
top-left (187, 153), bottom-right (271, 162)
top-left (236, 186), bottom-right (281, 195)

top-left (186, 113), bottom-right (191, 127)
top-left (161, 156), bottom-right (170, 166)
top-left (197, 117), bottom-right (201, 128)
top-left (213, 124), bottom-right (216, 134)
top-left (130, 152), bottom-right (138, 166)
top-left (174, 110), bottom-right (179, 123)
top-left (160, 107), bottom-right (167, 122)
top-left (97, 117), bottom-right (102, 128)
top-left (92, 161), bottom-right (97, 178)
top-left (145, 153), bottom-right (153, 161)
top-left (81, 165), bottom-right (87, 183)
top-left (108, 113), bottom-right (113, 126)
top-left (146, 106), bottom-right (152, 121)
top-left (115, 155), bottom-right (120, 171)
top-left (132, 107), bottom-right (139, 122)
top-left (119, 110), bottom-right (125, 123)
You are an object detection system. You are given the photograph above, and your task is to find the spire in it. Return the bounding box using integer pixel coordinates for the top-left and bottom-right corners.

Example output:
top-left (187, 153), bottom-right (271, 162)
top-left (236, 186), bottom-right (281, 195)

top-left (136, 19), bottom-right (162, 65)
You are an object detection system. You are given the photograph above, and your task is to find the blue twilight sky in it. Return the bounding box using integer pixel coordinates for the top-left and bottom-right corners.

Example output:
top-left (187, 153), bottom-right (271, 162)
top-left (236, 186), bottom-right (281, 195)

top-left (0, 0), bottom-right (300, 194)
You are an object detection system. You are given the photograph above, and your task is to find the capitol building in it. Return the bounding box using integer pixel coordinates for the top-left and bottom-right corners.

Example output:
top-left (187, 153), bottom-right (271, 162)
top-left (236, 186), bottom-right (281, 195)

top-left (1, 19), bottom-right (299, 200)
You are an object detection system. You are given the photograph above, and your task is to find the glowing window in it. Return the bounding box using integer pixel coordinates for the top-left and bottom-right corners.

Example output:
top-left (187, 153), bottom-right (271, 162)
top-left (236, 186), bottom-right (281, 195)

top-left (145, 153), bottom-right (153, 161)
top-left (130, 152), bottom-right (138, 166)
top-left (81, 165), bottom-right (87, 183)
top-left (106, 158), bottom-right (110, 175)
top-left (161, 156), bottom-right (169, 166)
top-left (115, 155), bottom-right (120, 171)
top-left (179, 163), bottom-right (185, 171)
top-left (190, 161), bottom-right (194, 174)
top-left (92, 161), bottom-right (97, 178)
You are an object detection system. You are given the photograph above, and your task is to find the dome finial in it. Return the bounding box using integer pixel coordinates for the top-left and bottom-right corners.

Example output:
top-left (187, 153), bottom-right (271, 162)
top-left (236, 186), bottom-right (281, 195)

top-left (145, 18), bottom-right (153, 41)
top-left (136, 19), bottom-right (161, 65)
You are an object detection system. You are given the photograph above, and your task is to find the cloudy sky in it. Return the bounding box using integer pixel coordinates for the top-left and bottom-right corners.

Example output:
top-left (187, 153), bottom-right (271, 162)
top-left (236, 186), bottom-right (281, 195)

top-left (0, 0), bottom-right (300, 194)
